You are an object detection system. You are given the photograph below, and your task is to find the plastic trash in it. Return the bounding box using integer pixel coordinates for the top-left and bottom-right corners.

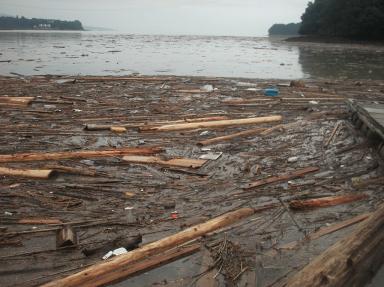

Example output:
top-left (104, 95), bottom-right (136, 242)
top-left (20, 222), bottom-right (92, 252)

top-left (199, 152), bottom-right (223, 160)
top-left (102, 247), bottom-right (128, 260)
top-left (287, 156), bottom-right (298, 163)
top-left (201, 84), bottom-right (214, 92)
top-left (264, 87), bottom-right (279, 97)
top-left (171, 211), bottom-right (179, 219)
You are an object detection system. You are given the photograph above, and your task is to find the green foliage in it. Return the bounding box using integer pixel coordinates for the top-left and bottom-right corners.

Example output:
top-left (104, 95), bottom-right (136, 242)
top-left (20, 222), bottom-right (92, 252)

top-left (0, 16), bottom-right (84, 30)
top-left (268, 23), bottom-right (301, 35)
top-left (300, 0), bottom-right (384, 39)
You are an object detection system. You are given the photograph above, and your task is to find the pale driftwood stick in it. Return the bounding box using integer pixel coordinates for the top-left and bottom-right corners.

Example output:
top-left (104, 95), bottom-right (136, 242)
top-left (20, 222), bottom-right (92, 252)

top-left (0, 147), bottom-right (163, 163)
top-left (42, 208), bottom-right (257, 287)
top-left (0, 166), bottom-right (54, 179)
top-left (122, 155), bottom-right (207, 169)
top-left (284, 204), bottom-right (384, 287)
top-left (85, 116), bottom-right (229, 131)
top-left (140, 115), bottom-right (283, 132)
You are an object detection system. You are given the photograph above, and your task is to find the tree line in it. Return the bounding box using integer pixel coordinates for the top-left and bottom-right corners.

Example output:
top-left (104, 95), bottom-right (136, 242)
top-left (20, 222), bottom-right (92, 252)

top-left (0, 16), bottom-right (84, 30)
top-left (300, 0), bottom-right (384, 39)
top-left (269, 0), bottom-right (384, 40)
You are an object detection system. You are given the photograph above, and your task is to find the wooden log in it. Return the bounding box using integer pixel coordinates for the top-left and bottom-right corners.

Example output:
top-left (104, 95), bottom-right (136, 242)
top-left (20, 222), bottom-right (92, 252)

top-left (122, 155), bottom-right (207, 169)
top-left (56, 226), bottom-right (77, 248)
top-left (74, 76), bottom-right (172, 82)
top-left (244, 166), bottom-right (319, 190)
top-left (197, 127), bottom-right (266, 146)
top-left (18, 218), bottom-right (63, 225)
top-left (139, 115), bottom-right (283, 132)
top-left (283, 203), bottom-right (384, 287)
top-left (0, 166), bottom-right (54, 179)
top-left (0, 96), bottom-right (34, 106)
top-left (84, 116), bottom-right (229, 131)
top-left (42, 207), bottom-right (257, 287)
top-left (0, 147), bottom-right (163, 163)
top-left (110, 126), bottom-right (127, 133)
top-left (289, 194), bottom-right (368, 209)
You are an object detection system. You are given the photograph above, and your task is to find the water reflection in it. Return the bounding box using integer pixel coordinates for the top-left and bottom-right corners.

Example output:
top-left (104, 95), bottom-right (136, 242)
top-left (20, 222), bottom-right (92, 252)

top-left (297, 45), bottom-right (384, 80)
top-left (0, 31), bottom-right (383, 79)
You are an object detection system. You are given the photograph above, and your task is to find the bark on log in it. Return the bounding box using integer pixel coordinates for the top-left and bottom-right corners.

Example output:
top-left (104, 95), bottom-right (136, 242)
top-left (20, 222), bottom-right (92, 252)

top-left (42, 207), bottom-right (257, 287)
top-left (0, 166), bottom-right (54, 179)
top-left (197, 127), bottom-right (266, 146)
top-left (139, 115), bottom-right (282, 132)
top-left (283, 203), bottom-right (384, 287)
top-left (289, 194), bottom-right (368, 209)
top-left (122, 155), bottom-right (207, 169)
top-left (0, 147), bottom-right (163, 163)
top-left (244, 166), bottom-right (319, 189)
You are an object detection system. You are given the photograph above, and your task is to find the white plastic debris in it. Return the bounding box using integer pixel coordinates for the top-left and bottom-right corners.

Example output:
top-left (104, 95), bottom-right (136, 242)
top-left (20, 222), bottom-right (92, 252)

top-left (201, 84), bottom-right (214, 92)
top-left (199, 152), bottom-right (223, 160)
top-left (236, 81), bottom-right (258, 87)
top-left (201, 147), bottom-right (211, 151)
top-left (44, 104), bottom-right (57, 109)
top-left (245, 88), bottom-right (262, 92)
top-left (73, 109), bottom-right (82, 112)
top-left (309, 100), bottom-right (319, 105)
top-left (102, 247), bottom-right (128, 260)
top-left (200, 131), bottom-right (210, 136)
top-left (287, 156), bottom-right (298, 163)
top-left (4, 211), bottom-right (13, 216)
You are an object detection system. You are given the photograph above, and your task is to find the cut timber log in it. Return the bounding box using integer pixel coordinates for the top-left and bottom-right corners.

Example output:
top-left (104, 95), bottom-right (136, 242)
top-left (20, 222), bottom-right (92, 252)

top-left (283, 203), bottom-right (384, 287)
top-left (122, 155), bottom-right (207, 169)
top-left (197, 127), bottom-right (266, 146)
top-left (289, 194), bottom-right (368, 209)
top-left (110, 126), bottom-right (127, 133)
top-left (0, 147), bottom-right (163, 163)
top-left (84, 116), bottom-right (229, 131)
top-left (42, 207), bottom-right (257, 287)
top-left (56, 226), bottom-right (77, 248)
top-left (244, 166), bottom-right (319, 190)
top-left (139, 115), bottom-right (282, 132)
top-left (0, 96), bottom-right (34, 106)
top-left (0, 166), bottom-right (54, 179)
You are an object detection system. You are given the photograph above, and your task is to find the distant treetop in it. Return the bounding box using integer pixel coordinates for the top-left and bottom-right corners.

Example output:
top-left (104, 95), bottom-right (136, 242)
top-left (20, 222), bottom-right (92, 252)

top-left (0, 16), bottom-right (84, 30)
top-left (268, 23), bottom-right (301, 36)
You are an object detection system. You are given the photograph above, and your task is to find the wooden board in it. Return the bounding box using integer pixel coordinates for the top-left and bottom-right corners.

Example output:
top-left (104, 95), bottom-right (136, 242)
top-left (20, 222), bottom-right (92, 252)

top-left (122, 155), bottom-right (207, 169)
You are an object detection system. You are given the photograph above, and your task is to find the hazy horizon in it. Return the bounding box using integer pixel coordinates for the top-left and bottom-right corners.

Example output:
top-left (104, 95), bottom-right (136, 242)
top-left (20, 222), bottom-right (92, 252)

top-left (1, 0), bottom-right (309, 36)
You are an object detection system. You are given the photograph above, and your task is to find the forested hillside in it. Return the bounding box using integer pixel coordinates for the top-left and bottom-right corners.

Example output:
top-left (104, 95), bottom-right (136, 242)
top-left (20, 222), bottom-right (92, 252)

top-left (300, 0), bottom-right (384, 40)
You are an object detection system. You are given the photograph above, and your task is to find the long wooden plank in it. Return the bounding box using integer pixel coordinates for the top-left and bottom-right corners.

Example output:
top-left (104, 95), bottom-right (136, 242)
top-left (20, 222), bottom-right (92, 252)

top-left (139, 115), bottom-right (283, 132)
top-left (284, 204), bottom-right (384, 287)
top-left (289, 194), bottom-right (368, 209)
top-left (122, 155), bottom-right (207, 168)
top-left (42, 207), bottom-right (258, 287)
top-left (0, 147), bottom-right (163, 163)
top-left (243, 166), bottom-right (319, 189)
top-left (85, 116), bottom-right (229, 131)
top-left (0, 166), bottom-right (54, 179)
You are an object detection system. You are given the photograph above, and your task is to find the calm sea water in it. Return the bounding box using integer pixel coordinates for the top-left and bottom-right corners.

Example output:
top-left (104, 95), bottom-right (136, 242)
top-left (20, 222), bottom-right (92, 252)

top-left (0, 31), bottom-right (384, 79)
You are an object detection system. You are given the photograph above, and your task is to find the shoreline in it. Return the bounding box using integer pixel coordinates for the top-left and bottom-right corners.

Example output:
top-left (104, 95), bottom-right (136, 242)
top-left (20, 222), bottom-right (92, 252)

top-left (285, 35), bottom-right (384, 46)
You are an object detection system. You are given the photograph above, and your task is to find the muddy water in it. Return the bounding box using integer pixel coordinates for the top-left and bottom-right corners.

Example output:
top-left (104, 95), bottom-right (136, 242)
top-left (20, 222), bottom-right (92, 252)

top-left (0, 31), bottom-right (384, 79)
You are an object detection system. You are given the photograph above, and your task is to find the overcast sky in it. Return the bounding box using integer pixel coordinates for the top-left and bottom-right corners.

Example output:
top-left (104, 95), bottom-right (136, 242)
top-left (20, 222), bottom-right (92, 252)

top-left (1, 0), bottom-right (310, 36)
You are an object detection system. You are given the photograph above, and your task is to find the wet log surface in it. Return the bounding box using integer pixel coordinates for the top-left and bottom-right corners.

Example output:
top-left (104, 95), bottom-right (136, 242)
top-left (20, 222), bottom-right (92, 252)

top-left (0, 75), bottom-right (383, 287)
